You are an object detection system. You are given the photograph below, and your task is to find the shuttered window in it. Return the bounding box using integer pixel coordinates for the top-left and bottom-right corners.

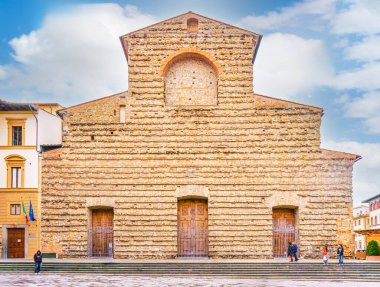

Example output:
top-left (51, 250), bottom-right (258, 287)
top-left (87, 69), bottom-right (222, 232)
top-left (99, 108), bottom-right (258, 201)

top-left (11, 167), bottom-right (22, 188)
top-left (12, 126), bottom-right (22, 146)
top-left (10, 204), bottom-right (21, 215)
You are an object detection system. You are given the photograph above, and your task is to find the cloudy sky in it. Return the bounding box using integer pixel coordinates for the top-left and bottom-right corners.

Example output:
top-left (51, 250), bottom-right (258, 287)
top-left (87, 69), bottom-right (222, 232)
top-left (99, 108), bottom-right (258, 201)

top-left (0, 0), bottom-right (379, 205)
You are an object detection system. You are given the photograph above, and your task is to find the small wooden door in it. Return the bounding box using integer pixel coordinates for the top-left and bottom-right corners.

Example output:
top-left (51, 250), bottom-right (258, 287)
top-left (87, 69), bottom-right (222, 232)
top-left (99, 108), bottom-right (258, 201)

top-left (91, 209), bottom-right (113, 257)
top-left (178, 199), bottom-right (208, 257)
top-left (273, 209), bottom-right (296, 257)
top-left (7, 228), bottom-right (25, 258)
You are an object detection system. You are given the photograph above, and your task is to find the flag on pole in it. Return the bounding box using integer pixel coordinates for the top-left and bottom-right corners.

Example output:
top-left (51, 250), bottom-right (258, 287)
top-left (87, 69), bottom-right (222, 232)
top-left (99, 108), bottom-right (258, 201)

top-left (22, 201), bottom-right (28, 224)
top-left (29, 200), bottom-right (36, 221)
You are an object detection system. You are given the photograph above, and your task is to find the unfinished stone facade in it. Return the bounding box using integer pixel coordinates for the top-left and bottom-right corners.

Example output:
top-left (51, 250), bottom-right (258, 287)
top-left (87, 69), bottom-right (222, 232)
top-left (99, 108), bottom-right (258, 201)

top-left (41, 12), bottom-right (359, 259)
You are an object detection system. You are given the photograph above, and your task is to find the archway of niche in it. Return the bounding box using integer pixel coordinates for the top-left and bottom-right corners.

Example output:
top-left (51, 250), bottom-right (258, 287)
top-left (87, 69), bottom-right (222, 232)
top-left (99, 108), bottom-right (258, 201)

top-left (159, 48), bottom-right (222, 77)
top-left (159, 48), bottom-right (222, 106)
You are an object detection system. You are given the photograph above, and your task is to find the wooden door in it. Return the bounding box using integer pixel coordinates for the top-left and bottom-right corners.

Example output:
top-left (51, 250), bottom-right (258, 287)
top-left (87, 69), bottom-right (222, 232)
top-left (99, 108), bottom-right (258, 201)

top-left (178, 199), bottom-right (208, 257)
top-left (7, 228), bottom-right (25, 258)
top-left (272, 209), bottom-right (296, 257)
top-left (91, 209), bottom-right (113, 257)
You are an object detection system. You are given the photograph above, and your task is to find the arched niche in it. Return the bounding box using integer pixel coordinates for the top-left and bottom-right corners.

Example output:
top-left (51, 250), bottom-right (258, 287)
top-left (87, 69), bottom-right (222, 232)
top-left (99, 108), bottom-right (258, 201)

top-left (159, 49), bottom-right (221, 106)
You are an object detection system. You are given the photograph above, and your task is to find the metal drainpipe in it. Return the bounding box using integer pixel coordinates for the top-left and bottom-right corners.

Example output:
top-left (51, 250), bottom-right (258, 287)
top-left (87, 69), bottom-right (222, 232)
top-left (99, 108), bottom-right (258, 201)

top-left (28, 105), bottom-right (39, 152)
top-left (29, 104), bottom-right (41, 251)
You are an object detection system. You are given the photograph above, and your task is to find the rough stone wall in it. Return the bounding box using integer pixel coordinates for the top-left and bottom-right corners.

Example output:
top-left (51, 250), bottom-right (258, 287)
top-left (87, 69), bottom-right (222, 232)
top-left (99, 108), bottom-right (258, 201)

top-left (61, 94), bottom-right (124, 124)
top-left (41, 13), bottom-right (357, 259)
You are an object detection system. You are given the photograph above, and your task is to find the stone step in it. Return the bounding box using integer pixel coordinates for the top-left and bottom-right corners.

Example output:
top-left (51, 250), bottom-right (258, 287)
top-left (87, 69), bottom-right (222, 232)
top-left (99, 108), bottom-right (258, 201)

top-left (1, 265), bottom-right (377, 269)
top-left (1, 261), bottom-right (379, 281)
top-left (0, 261), bottom-right (380, 268)
top-left (1, 265), bottom-right (379, 270)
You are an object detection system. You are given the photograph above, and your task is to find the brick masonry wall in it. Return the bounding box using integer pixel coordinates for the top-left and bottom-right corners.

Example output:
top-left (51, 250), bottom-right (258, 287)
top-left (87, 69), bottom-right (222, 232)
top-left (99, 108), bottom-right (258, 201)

top-left (41, 13), bottom-right (357, 259)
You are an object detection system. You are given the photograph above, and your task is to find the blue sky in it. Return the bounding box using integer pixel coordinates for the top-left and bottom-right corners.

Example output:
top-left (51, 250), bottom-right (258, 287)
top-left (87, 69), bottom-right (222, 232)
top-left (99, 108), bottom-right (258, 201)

top-left (0, 0), bottom-right (379, 205)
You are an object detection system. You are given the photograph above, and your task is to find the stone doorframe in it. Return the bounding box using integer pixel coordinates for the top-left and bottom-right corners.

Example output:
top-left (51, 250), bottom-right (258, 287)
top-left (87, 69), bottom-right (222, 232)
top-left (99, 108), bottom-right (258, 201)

top-left (86, 200), bottom-right (115, 258)
top-left (272, 207), bottom-right (299, 258)
top-left (86, 197), bottom-right (116, 230)
top-left (1, 224), bottom-right (28, 259)
top-left (175, 185), bottom-right (210, 199)
top-left (268, 191), bottom-right (306, 228)
top-left (175, 185), bottom-right (210, 258)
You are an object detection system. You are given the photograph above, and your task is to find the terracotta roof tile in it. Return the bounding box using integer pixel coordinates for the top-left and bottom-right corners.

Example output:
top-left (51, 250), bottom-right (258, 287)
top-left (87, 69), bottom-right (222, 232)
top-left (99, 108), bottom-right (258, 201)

top-left (321, 148), bottom-right (361, 161)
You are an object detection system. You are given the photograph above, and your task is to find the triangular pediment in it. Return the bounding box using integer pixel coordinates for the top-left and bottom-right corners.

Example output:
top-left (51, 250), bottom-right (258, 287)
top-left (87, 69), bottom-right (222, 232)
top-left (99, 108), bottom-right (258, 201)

top-left (120, 11), bottom-right (262, 64)
top-left (121, 11), bottom-right (260, 37)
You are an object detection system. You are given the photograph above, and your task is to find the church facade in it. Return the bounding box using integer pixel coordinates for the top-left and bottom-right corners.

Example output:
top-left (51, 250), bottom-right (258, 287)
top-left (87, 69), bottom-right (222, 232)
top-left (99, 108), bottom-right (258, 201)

top-left (41, 12), bottom-right (360, 259)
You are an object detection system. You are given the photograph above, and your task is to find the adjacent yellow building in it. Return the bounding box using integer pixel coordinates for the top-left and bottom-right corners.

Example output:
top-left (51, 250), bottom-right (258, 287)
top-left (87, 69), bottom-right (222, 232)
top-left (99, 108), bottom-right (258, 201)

top-left (0, 100), bottom-right (62, 258)
top-left (358, 194), bottom-right (380, 249)
top-left (353, 205), bottom-right (369, 251)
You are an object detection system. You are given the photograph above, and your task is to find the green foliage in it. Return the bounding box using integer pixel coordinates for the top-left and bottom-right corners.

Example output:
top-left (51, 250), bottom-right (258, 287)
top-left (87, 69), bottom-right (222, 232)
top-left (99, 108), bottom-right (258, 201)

top-left (366, 240), bottom-right (380, 256)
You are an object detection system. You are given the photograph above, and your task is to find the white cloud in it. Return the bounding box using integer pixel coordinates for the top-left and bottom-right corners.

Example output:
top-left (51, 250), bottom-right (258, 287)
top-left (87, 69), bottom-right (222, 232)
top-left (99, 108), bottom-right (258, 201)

top-left (0, 4), bottom-right (156, 105)
top-left (254, 33), bottom-right (333, 99)
top-left (345, 91), bottom-right (380, 134)
top-left (331, 0), bottom-right (380, 35)
top-left (0, 66), bottom-right (7, 80)
top-left (241, 0), bottom-right (380, 96)
top-left (345, 36), bottom-right (380, 62)
top-left (240, 0), bottom-right (336, 31)
top-left (323, 140), bottom-right (380, 205)
top-left (333, 94), bottom-right (349, 104)
top-left (333, 62), bottom-right (380, 91)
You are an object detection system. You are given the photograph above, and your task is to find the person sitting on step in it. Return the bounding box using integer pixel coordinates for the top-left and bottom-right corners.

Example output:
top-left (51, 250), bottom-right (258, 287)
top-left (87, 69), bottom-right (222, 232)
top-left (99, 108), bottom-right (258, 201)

top-left (292, 241), bottom-right (299, 262)
top-left (288, 242), bottom-right (294, 262)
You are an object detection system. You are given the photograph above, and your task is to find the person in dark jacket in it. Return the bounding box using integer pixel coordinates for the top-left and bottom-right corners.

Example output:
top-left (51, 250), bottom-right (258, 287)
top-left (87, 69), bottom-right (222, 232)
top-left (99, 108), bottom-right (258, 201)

top-left (34, 250), bottom-right (42, 274)
top-left (337, 244), bottom-right (344, 265)
top-left (292, 241), bottom-right (299, 262)
top-left (287, 242), bottom-right (294, 262)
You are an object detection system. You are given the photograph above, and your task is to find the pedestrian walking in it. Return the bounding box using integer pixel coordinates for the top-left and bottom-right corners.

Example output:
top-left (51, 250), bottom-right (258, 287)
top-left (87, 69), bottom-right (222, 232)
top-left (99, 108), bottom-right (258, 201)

top-left (292, 241), bottom-right (299, 262)
top-left (34, 250), bottom-right (42, 274)
top-left (337, 244), bottom-right (344, 265)
top-left (322, 244), bottom-right (329, 265)
top-left (288, 242), bottom-right (294, 262)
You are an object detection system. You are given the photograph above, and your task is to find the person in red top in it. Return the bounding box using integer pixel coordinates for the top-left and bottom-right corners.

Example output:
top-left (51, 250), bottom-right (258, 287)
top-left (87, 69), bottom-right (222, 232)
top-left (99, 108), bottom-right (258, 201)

top-left (322, 244), bottom-right (329, 265)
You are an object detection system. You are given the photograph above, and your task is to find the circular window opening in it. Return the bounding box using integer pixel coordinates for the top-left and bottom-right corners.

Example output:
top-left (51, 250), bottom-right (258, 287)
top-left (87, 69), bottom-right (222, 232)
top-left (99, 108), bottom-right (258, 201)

top-left (187, 18), bottom-right (199, 33)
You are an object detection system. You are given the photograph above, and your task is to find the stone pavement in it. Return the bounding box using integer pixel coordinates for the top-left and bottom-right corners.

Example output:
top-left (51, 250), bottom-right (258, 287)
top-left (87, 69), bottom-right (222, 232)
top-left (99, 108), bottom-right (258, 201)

top-left (0, 274), bottom-right (379, 287)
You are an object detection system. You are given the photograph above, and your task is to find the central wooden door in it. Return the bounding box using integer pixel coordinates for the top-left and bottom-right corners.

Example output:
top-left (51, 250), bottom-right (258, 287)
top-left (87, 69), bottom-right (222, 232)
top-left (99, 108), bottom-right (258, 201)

top-left (178, 199), bottom-right (208, 257)
top-left (7, 228), bottom-right (25, 258)
top-left (272, 209), bottom-right (296, 257)
top-left (91, 209), bottom-right (113, 257)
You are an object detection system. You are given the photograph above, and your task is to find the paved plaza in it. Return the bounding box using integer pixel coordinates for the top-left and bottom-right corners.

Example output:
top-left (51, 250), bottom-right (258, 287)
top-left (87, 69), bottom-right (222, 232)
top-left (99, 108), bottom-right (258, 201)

top-left (0, 274), bottom-right (378, 287)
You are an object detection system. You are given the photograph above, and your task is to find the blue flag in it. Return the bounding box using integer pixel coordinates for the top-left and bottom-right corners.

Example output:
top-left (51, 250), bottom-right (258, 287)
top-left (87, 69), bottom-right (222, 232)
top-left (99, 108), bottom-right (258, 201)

top-left (29, 200), bottom-right (36, 221)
